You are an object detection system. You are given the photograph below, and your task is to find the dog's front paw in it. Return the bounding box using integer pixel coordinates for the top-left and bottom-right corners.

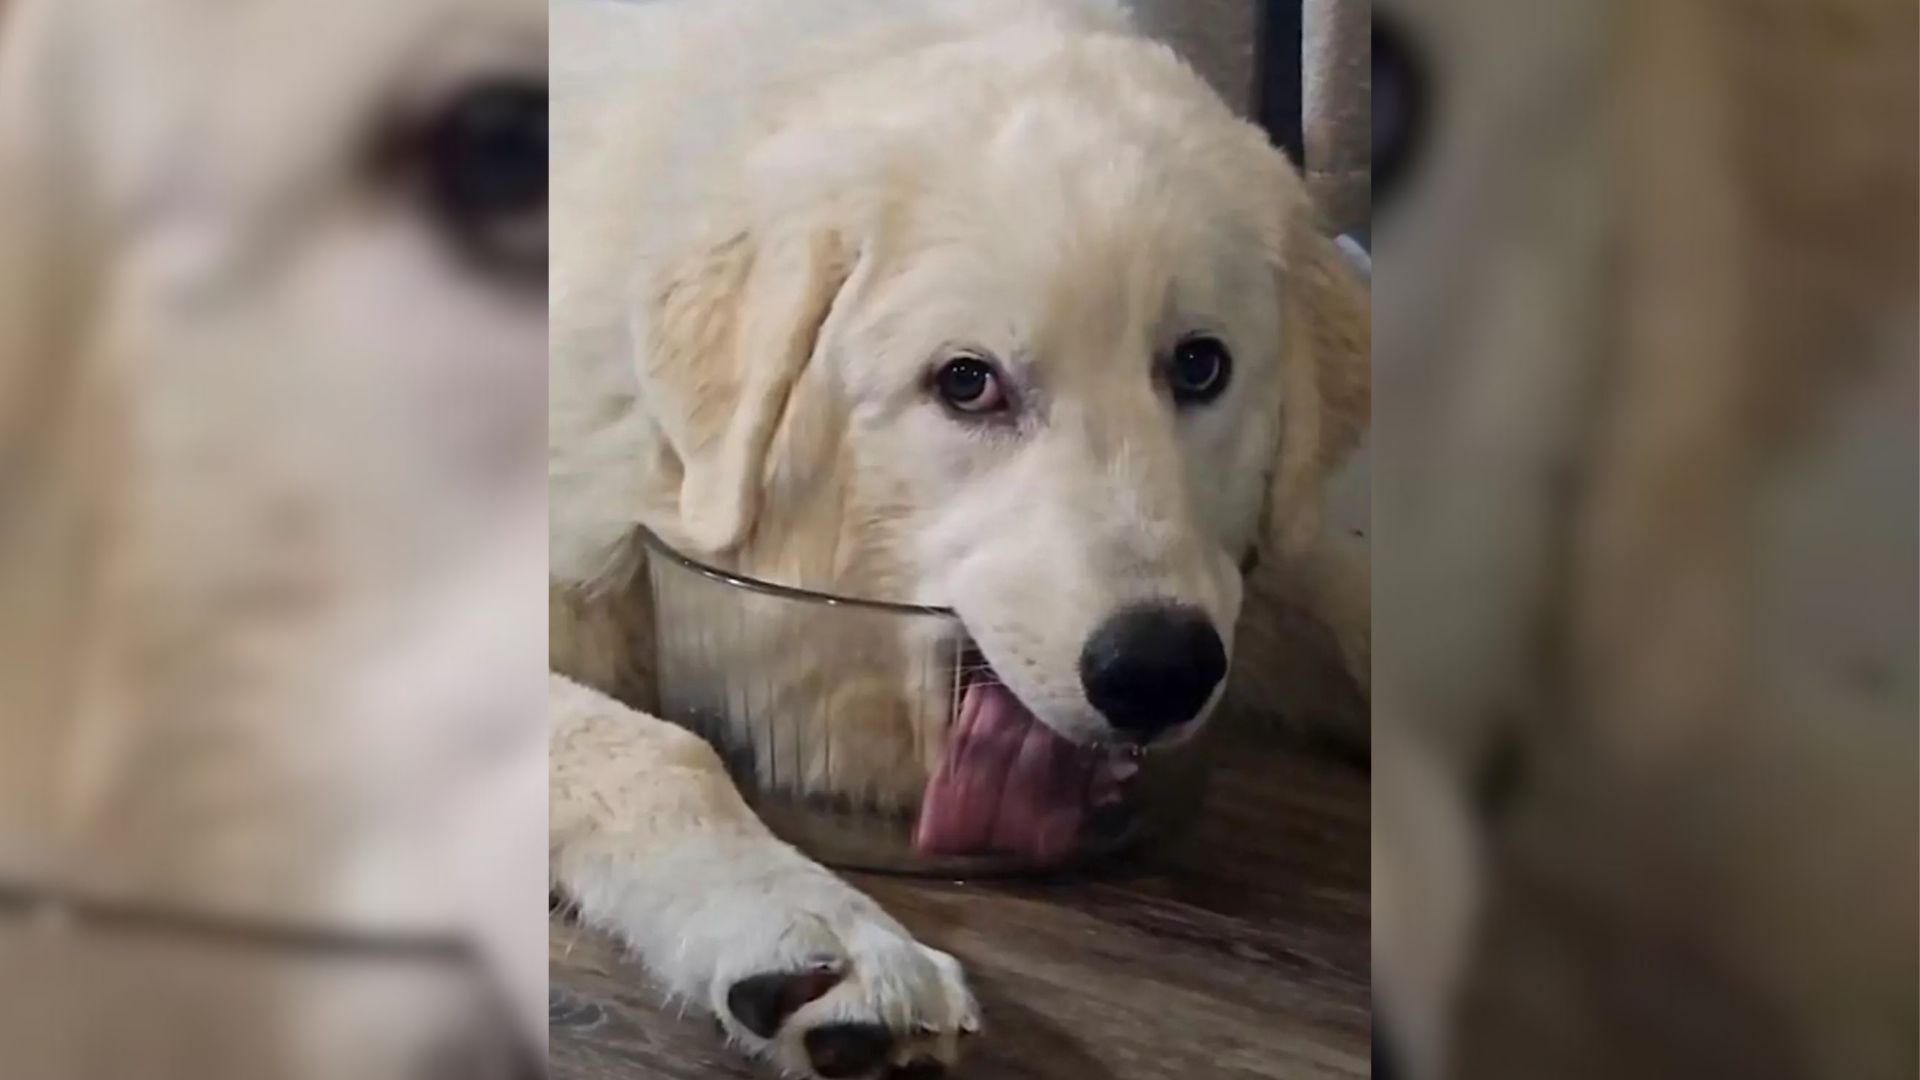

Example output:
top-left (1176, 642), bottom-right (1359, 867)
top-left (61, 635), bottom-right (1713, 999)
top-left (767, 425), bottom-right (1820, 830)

top-left (705, 871), bottom-right (979, 1078)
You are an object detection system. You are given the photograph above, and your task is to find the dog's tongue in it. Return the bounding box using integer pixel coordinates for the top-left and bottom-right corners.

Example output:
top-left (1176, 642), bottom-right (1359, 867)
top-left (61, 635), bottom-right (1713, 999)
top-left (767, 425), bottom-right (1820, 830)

top-left (914, 679), bottom-right (1133, 864)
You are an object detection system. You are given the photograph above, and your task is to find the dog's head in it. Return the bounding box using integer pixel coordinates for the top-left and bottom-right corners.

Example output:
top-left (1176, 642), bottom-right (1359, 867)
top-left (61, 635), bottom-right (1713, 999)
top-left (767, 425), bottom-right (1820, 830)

top-left (0, 0), bottom-right (549, 1066)
top-left (635, 30), bottom-right (1368, 751)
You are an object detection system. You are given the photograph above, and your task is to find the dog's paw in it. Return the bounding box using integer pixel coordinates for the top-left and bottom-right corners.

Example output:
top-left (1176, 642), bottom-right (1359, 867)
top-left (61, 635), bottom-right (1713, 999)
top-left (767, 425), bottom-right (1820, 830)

top-left (706, 873), bottom-right (979, 1078)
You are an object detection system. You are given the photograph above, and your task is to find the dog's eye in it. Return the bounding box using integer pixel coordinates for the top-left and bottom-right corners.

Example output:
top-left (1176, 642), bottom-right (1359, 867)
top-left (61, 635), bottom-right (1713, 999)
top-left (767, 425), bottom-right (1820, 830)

top-left (1373, 15), bottom-right (1428, 208)
top-left (1167, 336), bottom-right (1232, 405)
top-left (370, 77), bottom-right (548, 283)
top-left (932, 357), bottom-right (1009, 415)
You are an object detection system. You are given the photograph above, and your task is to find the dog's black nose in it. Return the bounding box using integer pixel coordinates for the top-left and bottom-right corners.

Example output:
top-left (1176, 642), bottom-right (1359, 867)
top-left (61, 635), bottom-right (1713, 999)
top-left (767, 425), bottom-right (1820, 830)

top-left (1079, 603), bottom-right (1227, 740)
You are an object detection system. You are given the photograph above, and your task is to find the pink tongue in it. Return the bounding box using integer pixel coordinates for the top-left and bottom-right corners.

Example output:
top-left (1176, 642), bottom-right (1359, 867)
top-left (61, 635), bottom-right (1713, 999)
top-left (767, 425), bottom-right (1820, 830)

top-left (914, 680), bottom-right (1127, 864)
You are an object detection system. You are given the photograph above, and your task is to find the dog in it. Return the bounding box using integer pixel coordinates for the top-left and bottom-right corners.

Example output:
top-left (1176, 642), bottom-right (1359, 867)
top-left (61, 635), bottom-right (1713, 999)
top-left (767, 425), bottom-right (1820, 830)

top-left (0, 0), bottom-right (547, 1076)
top-left (547, 0), bottom-right (1371, 1076)
top-left (1369, 1), bottom-right (1917, 1077)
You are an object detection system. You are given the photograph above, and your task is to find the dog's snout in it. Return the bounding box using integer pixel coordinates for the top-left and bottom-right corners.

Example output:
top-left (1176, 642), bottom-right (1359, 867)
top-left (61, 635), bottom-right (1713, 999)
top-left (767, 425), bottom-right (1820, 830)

top-left (1078, 603), bottom-right (1227, 741)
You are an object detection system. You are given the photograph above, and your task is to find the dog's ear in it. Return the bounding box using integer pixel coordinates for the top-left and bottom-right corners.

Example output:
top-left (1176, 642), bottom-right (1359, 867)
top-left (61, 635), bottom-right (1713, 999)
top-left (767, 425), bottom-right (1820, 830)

top-left (1293, 223), bottom-right (1371, 470)
top-left (1264, 210), bottom-right (1372, 557)
top-left (637, 215), bottom-right (857, 554)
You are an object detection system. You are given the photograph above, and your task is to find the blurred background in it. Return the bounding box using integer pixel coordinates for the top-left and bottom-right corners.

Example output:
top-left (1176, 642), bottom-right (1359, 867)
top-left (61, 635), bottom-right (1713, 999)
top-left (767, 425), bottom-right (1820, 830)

top-left (0, 0), bottom-right (1913, 1079)
top-left (0, 0), bottom-right (547, 1077)
top-left (1370, 2), bottom-right (1916, 1079)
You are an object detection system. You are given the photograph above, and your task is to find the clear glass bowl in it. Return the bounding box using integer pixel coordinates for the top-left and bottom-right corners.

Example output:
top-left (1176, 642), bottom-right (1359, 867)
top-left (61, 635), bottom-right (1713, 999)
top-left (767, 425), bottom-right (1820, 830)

top-left (638, 529), bottom-right (1211, 876)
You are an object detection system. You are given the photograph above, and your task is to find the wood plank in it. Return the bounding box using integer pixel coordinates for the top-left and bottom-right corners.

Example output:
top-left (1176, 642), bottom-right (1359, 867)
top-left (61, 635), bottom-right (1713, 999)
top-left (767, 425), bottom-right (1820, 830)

top-left (551, 738), bottom-right (1370, 1079)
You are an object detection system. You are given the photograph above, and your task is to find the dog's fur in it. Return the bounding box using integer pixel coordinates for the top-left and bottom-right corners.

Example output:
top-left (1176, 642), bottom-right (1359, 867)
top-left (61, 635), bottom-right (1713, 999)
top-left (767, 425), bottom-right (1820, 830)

top-left (547, 0), bottom-right (1370, 1075)
top-left (1370, 0), bottom-right (1917, 1076)
top-left (0, 0), bottom-right (547, 1076)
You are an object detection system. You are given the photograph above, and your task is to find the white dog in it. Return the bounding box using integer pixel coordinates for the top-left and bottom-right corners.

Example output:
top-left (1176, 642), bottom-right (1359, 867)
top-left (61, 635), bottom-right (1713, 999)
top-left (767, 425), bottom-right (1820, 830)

top-left (548, 1), bottom-right (1371, 1076)
top-left (0, 0), bottom-right (547, 1076)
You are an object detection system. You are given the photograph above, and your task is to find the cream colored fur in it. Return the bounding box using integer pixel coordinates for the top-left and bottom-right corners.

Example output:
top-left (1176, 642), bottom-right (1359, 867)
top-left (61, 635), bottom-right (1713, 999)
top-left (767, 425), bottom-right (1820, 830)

top-left (1371, 1), bottom-right (1917, 1076)
top-left (548, 0), bottom-right (1371, 1076)
top-left (0, 0), bottom-right (547, 1076)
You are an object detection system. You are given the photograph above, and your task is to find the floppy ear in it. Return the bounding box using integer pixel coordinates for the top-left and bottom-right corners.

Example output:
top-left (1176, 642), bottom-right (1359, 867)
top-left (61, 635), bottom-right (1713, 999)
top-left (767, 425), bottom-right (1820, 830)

top-left (637, 216), bottom-right (856, 554)
top-left (1265, 214), bottom-right (1372, 557)
top-left (1235, 213), bottom-right (1374, 746)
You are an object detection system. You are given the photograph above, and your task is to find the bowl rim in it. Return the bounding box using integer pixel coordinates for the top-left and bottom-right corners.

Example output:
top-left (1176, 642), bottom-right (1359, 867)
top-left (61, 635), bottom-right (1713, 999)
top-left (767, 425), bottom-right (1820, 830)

top-left (636, 526), bottom-right (958, 619)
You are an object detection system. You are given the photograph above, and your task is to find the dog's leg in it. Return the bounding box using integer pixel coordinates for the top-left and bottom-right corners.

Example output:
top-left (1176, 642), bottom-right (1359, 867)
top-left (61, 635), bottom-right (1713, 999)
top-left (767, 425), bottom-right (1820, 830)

top-left (549, 672), bottom-right (978, 1078)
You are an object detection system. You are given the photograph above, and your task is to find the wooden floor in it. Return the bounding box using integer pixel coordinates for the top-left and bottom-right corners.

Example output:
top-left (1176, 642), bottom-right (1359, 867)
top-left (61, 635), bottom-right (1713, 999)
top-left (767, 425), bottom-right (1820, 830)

top-left (549, 733), bottom-right (1371, 1080)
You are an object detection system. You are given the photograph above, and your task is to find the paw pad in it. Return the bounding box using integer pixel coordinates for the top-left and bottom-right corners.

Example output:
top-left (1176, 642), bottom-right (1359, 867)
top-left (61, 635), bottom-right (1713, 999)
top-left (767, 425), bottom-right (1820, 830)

top-left (724, 959), bottom-right (846, 1039)
top-left (802, 1021), bottom-right (895, 1078)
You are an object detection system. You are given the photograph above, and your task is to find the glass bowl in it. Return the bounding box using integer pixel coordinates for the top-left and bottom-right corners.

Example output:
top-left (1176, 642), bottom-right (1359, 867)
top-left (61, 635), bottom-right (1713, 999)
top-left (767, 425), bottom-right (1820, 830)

top-left (638, 528), bottom-right (1212, 877)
